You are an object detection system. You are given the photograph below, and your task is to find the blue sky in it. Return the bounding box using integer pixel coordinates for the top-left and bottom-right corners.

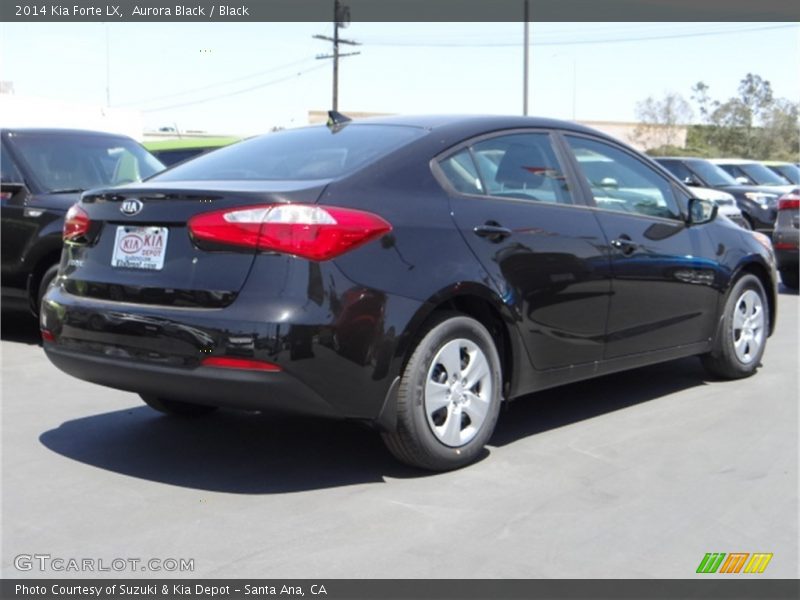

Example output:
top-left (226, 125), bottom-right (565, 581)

top-left (1, 22), bottom-right (798, 134)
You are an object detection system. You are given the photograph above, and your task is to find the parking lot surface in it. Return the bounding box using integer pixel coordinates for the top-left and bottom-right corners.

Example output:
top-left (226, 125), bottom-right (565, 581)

top-left (2, 289), bottom-right (797, 579)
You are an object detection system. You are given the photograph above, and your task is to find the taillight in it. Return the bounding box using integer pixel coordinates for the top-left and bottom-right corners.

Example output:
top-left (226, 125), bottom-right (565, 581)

top-left (63, 204), bottom-right (91, 241)
top-left (188, 204), bottom-right (392, 261)
top-left (777, 193), bottom-right (800, 211)
top-left (201, 356), bottom-right (282, 372)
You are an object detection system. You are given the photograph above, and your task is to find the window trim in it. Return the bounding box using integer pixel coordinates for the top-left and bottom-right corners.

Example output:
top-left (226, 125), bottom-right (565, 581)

top-left (555, 131), bottom-right (688, 223)
top-left (430, 128), bottom-right (592, 208)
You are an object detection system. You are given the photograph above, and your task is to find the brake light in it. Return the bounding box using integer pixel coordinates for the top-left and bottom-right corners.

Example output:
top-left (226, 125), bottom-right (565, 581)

top-left (63, 204), bottom-right (91, 241)
top-left (777, 193), bottom-right (800, 211)
top-left (201, 356), bottom-right (282, 372)
top-left (41, 329), bottom-right (55, 343)
top-left (188, 204), bottom-right (392, 261)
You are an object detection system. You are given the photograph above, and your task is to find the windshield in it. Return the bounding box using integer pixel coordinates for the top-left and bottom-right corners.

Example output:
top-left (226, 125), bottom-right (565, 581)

top-left (8, 132), bottom-right (164, 193)
top-left (737, 163), bottom-right (789, 186)
top-left (154, 124), bottom-right (427, 182)
top-left (686, 159), bottom-right (738, 187)
top-left (766, 164), bottom-right (799, 185)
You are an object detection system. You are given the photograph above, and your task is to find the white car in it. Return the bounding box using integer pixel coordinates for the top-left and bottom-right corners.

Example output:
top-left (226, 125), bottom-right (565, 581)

top-left (689, 186), bottom-right (750, 229)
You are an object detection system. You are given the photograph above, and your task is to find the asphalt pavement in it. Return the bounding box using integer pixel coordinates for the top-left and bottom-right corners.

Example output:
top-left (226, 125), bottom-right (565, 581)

top-left (1, 288), bottom-right (797, 579)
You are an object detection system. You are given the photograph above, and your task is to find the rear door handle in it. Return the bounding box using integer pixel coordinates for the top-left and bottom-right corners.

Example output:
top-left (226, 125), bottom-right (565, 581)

top-left (473, 223), bottom-right (512, 242)
top-left (611, 235), bottom-right (638, 255)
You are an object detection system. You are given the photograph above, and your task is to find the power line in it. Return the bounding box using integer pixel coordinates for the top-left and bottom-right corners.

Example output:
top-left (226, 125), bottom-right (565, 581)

top-left (142, 63), bottom-right (328, 112)
top-left (360, 23), bottom-right (798, 48)
top-left (118, 57), bottom-right (317, 107)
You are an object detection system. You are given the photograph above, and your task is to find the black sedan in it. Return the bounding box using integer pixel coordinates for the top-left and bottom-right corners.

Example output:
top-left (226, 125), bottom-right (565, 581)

top-left (41, 116), bottom-right (777, 471)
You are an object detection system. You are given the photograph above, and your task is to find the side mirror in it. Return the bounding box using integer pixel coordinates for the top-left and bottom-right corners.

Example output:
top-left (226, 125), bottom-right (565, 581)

top-left (599, 177), bottom-right (618, 189)
top-left (688, 198), bottom-right (718, 225)
top-left (683, 176), bottom-right (701, 187)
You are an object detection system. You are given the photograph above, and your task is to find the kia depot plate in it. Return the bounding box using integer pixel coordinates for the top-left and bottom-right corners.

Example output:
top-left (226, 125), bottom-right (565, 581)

top-left (111, 226), bottom-right (168, 270)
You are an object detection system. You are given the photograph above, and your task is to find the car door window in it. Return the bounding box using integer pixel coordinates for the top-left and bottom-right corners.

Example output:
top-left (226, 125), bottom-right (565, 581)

top-left (659, 160), bottom-right (694, 184)
top-left (566, 136), bottom-right (681, 220)
top-left (470, 133), bottom-right (574, 204)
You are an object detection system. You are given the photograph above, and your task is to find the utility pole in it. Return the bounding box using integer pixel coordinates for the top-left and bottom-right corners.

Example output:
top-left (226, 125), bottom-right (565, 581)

top-left (314, 0), bottom-right (360, 111)
top-left (523, 0), bottom-right (529, 116)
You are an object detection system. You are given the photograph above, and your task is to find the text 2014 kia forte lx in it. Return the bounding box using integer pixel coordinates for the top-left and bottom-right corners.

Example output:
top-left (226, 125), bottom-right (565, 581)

top-left (41, 116), bottom-right (777, 471)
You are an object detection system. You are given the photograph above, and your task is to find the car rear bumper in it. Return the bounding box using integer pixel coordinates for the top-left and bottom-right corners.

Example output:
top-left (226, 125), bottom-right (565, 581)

top-left (40, 274), bottom-right (419, 421)
top-left (44, 342), bottom-right (338, 417)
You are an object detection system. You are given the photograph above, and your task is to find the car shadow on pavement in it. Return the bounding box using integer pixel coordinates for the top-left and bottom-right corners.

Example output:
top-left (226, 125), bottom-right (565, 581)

top-left (492, 356), bottom-right (709, 447)
top-left (40, 407), bottom-right (429, 493)
top-left (1, 309), bottom-right (41, 345)
top-left (39, 357), bottom-right (710, 494)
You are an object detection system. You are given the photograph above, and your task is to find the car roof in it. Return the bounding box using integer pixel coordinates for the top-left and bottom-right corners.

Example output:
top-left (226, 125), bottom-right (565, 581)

top-left (327, 114), bottom-right (618, 141)
top-left (653, 156), bottom-right (713, 162)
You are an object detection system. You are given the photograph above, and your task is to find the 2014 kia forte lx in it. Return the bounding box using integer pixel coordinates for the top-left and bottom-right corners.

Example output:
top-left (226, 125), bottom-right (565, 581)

top-left (41, 115), bottom-right (777, 471)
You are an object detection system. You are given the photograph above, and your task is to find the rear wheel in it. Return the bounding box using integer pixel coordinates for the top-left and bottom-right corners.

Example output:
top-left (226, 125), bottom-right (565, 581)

top-left (701, 274), bottom-right (768, 379)
top-left (139, 394), bottom-right (218, 417)
top-left (382, 313), bottom-right (503, 471)
top-left (779, 267), bottom-right (799, 290)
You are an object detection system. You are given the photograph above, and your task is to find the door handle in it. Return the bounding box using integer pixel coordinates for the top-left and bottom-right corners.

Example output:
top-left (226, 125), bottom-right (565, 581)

top-left (473, 223), bottom-right (512, 242)
top-left (611, 235), bottom-right (638, 255)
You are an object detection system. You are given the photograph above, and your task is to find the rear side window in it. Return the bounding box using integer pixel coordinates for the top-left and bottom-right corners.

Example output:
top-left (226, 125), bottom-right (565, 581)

top-left (155, 124), bottom-right (426, 182)
top-left (439, 132), bottom-right (574, 204)
top-left (566, 136), bottom-right (681, 220)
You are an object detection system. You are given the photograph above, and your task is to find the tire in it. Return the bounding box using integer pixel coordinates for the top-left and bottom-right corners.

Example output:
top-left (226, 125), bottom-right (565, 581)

top-left (381, 312), bottom-right (503, 471)
top-left (701, 274), bottom-right (769, 379)
top-left (36, 264), bottom-right (60, 315)
top-left (139, 394), bottom-right (218, 417)
top-left (779, 267), bottom-right (799, 290)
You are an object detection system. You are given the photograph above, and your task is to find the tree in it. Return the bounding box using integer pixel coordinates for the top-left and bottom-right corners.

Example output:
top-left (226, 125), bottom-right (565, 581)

top-left (684, 74), bottom-right (798, 159)
top-left (632, 92), bottom-right (693, 152)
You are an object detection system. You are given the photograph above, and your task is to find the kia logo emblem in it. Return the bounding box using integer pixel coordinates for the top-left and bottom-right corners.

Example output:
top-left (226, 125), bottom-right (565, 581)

top-left (120, 199), bottom-right (143, 216)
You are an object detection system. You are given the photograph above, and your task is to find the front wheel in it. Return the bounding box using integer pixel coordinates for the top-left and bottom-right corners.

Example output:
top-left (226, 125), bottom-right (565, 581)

top-left (701, 274), bottom-right (769, 379)
top-left (382, 313), bottom-right (503, 471)
top-left (139, 394), bottom-right (218, 417)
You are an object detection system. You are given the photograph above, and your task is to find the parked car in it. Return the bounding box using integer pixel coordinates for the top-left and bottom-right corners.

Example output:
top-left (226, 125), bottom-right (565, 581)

top-left (709, 159), bottom-right (796, 191)
top-left (1, 128), bottom-right (165, 314)
top-left (143, 137), bottom-right (239, 167)
top-left (655, 157), bottom-right (781, 232)
top-left (763, 161), bottom-right (800, 186)
top-left (41, 116), bottom-right (777, 471)
top-left (772, 189), bottom-right (799, 290)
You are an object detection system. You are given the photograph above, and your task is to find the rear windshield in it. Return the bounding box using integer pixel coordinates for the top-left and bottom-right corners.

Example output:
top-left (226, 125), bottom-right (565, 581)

top-left (8, 132), bottom-right (164, 193)
top-left (154, 124), bottom-right (426, 182)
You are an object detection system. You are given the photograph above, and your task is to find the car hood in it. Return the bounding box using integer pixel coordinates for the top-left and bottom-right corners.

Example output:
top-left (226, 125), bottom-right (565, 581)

top-left (717, 184), bottom-right (790, 196)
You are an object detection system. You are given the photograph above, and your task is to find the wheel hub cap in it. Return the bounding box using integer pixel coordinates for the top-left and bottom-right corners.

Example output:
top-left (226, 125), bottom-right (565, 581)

top-left (424, 338), bottom-right (493, 447)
